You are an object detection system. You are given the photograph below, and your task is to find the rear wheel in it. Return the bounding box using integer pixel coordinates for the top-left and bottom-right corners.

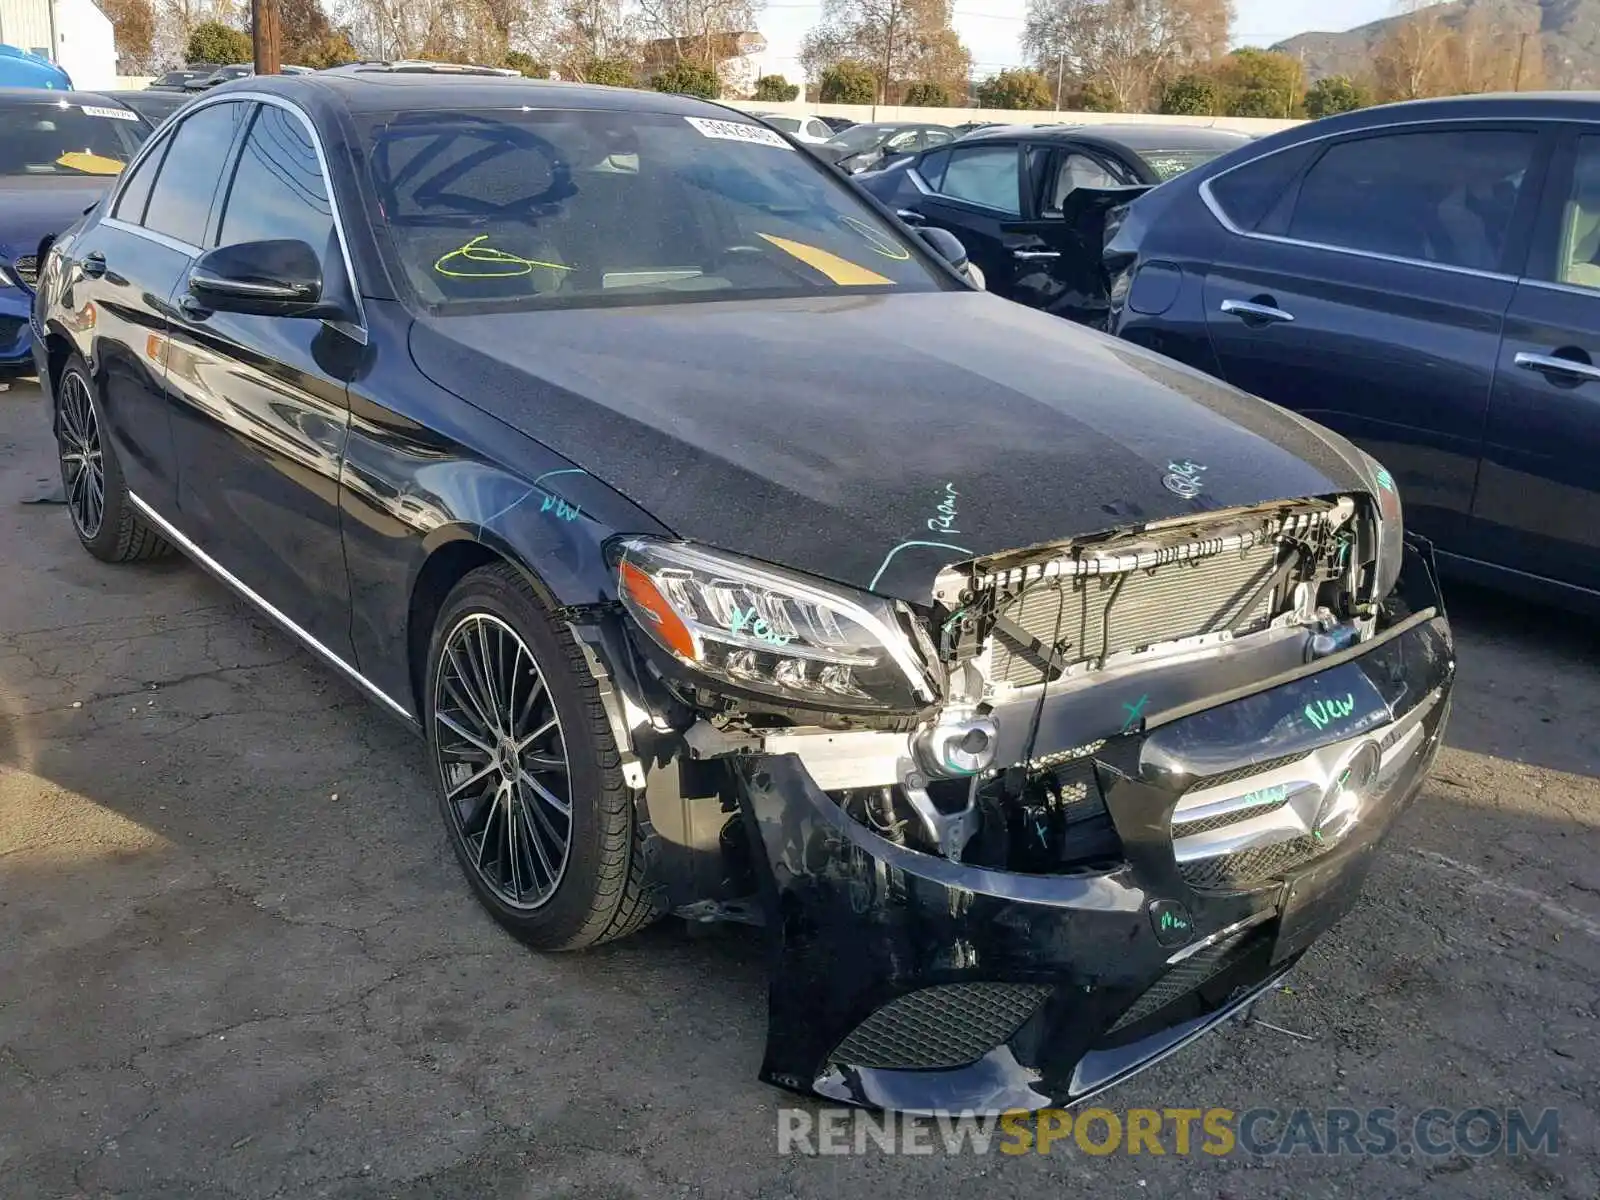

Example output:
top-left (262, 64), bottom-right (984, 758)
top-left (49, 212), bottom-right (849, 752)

top-left (56, 358), bottom-right (171, 563)
top-left (425, 562), bottom-right (662, 949)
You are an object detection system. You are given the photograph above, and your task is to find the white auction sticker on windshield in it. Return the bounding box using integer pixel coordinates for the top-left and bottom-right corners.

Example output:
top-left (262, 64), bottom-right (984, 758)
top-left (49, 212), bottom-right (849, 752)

top-left (81, 105), bottom-right (140, 121)
top-left (683, 117), bottom-right (791, 149)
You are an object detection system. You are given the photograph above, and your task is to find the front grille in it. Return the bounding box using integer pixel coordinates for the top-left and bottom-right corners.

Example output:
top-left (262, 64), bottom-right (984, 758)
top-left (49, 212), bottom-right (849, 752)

top-left (1172, 791), bottom-right (1292, 839)
top-left (989, 536), bottom-right (1283, 687)
top-left (830, 983), bottom-right (1054, 1071)
top-left (1108, 930), bottom-right (1260, 1033)
top-left (1179, 835), bottom-right (1323, 891)
top-left (13, 255), bottom-right (37, 288)
top-left (1190, 752), bottom-right (1303, 792)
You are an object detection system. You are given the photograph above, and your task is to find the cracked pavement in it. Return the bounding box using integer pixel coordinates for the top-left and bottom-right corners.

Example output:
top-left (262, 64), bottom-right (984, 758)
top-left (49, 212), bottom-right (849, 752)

top-left (1, 381), bottom-right (1597, 1198)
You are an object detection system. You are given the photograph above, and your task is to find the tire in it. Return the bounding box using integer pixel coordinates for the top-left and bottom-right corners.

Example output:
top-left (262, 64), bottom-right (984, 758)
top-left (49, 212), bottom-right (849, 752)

top-left (424, 561), bottom-right (663, 950)
top-left (55, 356), bottom-right (172, 563)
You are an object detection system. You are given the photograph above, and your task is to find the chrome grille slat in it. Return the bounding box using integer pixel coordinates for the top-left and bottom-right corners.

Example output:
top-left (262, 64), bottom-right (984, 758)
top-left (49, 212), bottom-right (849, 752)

top-left (14, 255), bottom-right (38, 288)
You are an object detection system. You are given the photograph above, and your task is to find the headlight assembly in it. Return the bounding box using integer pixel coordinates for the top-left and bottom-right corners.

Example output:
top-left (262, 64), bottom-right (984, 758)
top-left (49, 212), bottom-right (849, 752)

top-left (615, 537), bottom-right (939, 712)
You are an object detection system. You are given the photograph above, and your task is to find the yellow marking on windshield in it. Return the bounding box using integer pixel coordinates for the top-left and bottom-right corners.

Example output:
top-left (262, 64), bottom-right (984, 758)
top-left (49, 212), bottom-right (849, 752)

top-left (839, 215), bottom-right (911, 260)
top-left (757, 233), bottom-right (894, 285)
top-left (434, 234), bottom-right (573, 278)
top-left (54, 151), bottom-right (124, 175)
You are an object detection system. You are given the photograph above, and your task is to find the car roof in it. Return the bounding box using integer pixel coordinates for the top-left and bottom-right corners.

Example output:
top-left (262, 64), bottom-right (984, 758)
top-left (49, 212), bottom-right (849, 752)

top-left (221, 68), bottom-right (749, 121)
top-left (960, 122), bottom-right (1253, 151)
top-left (0, 87), bottom-right (140, 112)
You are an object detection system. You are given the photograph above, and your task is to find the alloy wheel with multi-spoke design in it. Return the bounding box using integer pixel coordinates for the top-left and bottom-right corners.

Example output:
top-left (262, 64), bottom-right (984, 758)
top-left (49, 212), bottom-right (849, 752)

top-left (58, 372), bottom-right (105, 540)
top-left (433, 612), bottom-right (573, 910)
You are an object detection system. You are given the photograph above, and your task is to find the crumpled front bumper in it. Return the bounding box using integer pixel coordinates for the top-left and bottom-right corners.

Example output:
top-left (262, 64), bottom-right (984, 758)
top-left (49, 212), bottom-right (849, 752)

top-left (736, 538), bottom-right (1454, 1114)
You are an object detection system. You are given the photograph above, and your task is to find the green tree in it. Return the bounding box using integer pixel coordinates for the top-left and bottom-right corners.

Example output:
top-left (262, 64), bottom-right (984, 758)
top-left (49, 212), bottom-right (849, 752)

top-left (584, 58), bottom-right (639, 87)
top-left (818, 59), bottom-right (878, 103)
top-left (1219, 48), bottom-right (1303, 118)
top-left (975, 68), bottom-right (1053, 110)
top-left (504, 51), bottom-right (551, 78)
top-left (1303, 74), bottom-right (1370, 118)
top-left (1160, 72), bottom-right (1217, 115)
top-left (186, 20), bottom-right (252, 65)
top-left (1063, 80), bottom-right (1114, 111)
top-left (752, 73), bottom-right (799, 101)
top-left (902, 80), bottom-right (952, 105)
top-left (652, 60), bottom-right (719, 97)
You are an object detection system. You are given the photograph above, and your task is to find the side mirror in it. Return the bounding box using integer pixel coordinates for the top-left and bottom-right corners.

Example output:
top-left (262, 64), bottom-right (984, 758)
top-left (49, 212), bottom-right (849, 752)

top-left (187, 238), bottom-right (336, 318)
top-left (917, 226), bottom-right (969, 273)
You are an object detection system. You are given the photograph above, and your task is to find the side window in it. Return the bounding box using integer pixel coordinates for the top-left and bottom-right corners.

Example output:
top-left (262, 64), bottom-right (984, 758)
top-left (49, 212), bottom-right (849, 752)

top-left (216, 104), bottom-right (334, 261)
top-left (923, 128), bottom-right (954, 148)
top-left (1045, 151), bottom-right (1127, 214)
top-left (1286, 129), bottom-right (1537, 271)
top-left (143, 100), bottom-right (249, 243)
top-left (1207, 142), bottom-right (1318, 231)
top-left (886, 130), bottom-right (920, 152)
top-left (916, 148), bottom-right (951, 190)
top-left (935, 144), bottom-right (1020, 214)
top-left (1550, 135), bottom-right (1600, 290)
top-left (805, 119), bottom-right (830, 140)
top-left (112, 137), bottom-right (168, 224)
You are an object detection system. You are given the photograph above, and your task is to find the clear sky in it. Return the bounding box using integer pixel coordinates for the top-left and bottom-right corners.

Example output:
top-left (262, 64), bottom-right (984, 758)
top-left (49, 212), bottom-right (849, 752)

top-left (751, 0), bottom-right (1401, 88)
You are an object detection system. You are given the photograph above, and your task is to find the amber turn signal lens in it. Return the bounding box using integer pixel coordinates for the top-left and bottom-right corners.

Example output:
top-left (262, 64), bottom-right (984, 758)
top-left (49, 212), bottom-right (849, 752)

top-left (619, 560), bottom-right (698, 661)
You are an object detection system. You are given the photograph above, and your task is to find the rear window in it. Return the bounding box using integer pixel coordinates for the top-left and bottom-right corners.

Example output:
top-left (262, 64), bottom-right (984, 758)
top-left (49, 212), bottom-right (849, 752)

top-left (0, 99), bottom-right (147, 177)
top-left (1138, 148), bottom-right (1229, 182)
top-left (362, 108), bottom-right (945, 312)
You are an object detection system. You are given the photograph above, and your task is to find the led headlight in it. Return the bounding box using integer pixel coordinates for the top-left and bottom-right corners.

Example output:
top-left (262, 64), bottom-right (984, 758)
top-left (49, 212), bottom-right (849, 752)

top-left (615, 538), bottom-right (939, 712)
top-left (1360, 451), bottom-right (1405, 602)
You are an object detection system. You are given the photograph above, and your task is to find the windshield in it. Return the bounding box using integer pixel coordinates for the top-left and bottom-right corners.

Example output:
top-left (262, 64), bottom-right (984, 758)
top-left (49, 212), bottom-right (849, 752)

top-left (0, 100), bottom-right (147, 176)
top-left (763, 116), bottom-right (801, 133)
top-left (1138, 148), bottom-right (1228, 182)
top-left (824, 124), bottom-right (897, 154)
top-left (362, 108), bottom-right (946, 312)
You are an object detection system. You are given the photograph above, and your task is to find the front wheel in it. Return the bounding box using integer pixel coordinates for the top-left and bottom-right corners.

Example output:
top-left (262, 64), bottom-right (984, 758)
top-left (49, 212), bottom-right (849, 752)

top-left (424, 562), bottom-right (662, 950)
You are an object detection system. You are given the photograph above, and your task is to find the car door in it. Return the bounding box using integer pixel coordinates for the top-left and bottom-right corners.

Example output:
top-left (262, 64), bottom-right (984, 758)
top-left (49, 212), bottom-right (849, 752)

top-left (909, 140), bottom-right (1029, 299)
top-left (1002, 142), bottom-right (1144, 324)
top-left (77, 99), bottom-right (249, 513)
top-left (162, 98), bottom-right (362, 660)
top-left (1476, 126), bottom-right (1600, 595)
top-left (1200, 124), bottom-right (1546, 556)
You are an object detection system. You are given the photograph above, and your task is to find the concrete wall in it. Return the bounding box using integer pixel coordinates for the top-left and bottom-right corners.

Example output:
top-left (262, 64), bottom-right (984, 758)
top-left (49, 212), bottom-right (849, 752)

top-left (722, 98), bottom-right (1302, 136)
top-left (52, 0), bottom-right (115, 90)
top-left (114, 73), bottom-right (153, 88)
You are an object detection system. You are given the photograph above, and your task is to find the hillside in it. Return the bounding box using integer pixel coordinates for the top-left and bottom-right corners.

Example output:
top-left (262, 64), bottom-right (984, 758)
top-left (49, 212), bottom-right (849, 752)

top-left (1272, 0), bottom-right (1600, 89)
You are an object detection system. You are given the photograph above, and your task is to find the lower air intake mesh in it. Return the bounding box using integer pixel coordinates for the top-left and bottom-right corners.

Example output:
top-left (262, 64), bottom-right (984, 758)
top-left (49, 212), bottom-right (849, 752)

top-left (1108, 931), bottom-right (1258, 1033)
top-left (990, 539), bottom-right (1282, 687)
top-left (831, 983), bottom-right (1055, 1071)
top-left (1179, 836), bottom-right (1324, 891)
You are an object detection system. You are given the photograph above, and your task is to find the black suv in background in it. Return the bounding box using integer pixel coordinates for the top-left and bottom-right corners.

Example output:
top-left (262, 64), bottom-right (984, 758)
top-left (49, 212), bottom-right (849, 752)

top-left (1108, 93), bottom-right (1600, 612)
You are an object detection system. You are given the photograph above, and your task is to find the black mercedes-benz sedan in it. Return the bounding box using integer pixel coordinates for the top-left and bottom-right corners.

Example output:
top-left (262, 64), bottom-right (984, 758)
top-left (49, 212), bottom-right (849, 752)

top-left (32, 67), bottom-right (1453, 1114)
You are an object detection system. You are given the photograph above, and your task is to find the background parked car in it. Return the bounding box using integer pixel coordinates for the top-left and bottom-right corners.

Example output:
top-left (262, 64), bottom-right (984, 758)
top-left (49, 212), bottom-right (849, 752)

top-left (184, 64), bottom-right (253, 91)
top-left (812, 122), bottom-right (954, 173)
top-left (1, 88), bottom-right (155, 376)
top-left (817, 115), bottom-right (855, 133)
top-left (146, 66), bottom-right (217, 91)
top-left (749, 112), bottom-right (833, 144)
top-left (1107, 93), bottom-right (1600, 612)
top-left (102, 88), bottom-right (190, 126)
top-left (859, 123), bottom-right (1249, 325)
top-left (0, 44), bottom-right (72, 90)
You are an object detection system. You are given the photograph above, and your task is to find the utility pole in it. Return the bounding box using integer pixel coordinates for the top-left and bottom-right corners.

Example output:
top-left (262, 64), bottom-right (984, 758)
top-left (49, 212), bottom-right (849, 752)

top-left (1055, 47), bottom-right (1064, 110)
top-left (1512, 31), bottom-right (1528, 91)
top-left (252, 0), bottom-right (281, 75)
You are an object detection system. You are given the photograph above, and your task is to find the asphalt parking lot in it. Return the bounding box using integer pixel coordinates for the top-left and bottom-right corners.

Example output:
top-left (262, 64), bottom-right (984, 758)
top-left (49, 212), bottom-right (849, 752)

top-left (0, 377), bottom-right (1596, 1199)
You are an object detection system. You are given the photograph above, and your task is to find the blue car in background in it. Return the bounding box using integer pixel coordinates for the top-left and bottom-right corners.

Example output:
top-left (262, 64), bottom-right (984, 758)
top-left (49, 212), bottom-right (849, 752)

top-left (0, 88), bottom-right (153, 376)
top-left (0, 44), bottom-right (72, 90)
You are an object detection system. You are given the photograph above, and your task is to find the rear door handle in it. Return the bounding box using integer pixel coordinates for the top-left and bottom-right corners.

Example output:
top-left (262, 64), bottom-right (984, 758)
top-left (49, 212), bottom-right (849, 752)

top-left (1220, 298), bottom-right (1295, 324)
top-left (895, 208), bottom-right (925, 224)
top-left (80, 251), bottom-right (106, 279)
top-left (1013, 249), bottom-right (1061, 260)
top-left (1514, 351), bottom-right (1600, 385)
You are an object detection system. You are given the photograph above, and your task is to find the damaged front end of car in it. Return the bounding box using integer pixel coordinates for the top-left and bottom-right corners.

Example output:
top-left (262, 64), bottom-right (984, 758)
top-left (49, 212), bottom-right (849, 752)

top-left (587, 479), bottom-right (1453, 1113)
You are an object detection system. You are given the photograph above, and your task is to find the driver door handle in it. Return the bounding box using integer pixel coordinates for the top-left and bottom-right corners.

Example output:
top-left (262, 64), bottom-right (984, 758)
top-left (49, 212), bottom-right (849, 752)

top-left (1220, 298), bottom-right (1295, 324)
top-left (79, 251), bottom-right (106, 279)
top-left (1013, 249), bottom-right (1061, 260)
top-left (1514, 351), bottom-right (1600, 384)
